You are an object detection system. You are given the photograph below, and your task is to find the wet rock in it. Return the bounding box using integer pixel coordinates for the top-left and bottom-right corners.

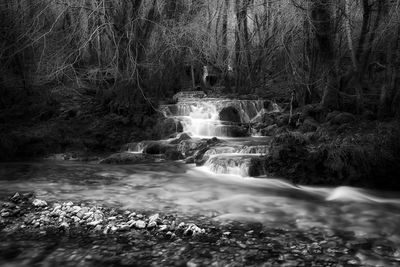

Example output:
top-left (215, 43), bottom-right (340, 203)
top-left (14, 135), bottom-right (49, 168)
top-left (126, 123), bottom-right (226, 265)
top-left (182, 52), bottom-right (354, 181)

top-left (10, 192), bottom-right (21, 203)
top-left (165, 150), bottom-right (184, 160)
top-left (147, 221), bottom-right (157, 229)
top-left (222, 231), bottom-right (231, 237)
top-left (70, 206), bottom-right (81, 215)
top-left (149, 213), bottom-right (160, 225)
top-left (178, 138), bottom-right (222, 158)
top-left (87, 220), bottom-right (102, 226)
top-left (133, 220), bottom-right (146, 229)
top-left (99, 152), bottom-right (154, 164)
top-left (169, 133), bottom-right (191, 145)
top-left (60, 222), bottom-right (69, 228)
top-left (219, 106), bottom-right (241, 123)
top-left (143, 141), bottom-right (175, 155)
top-left (117, 224), bottom-right (130, 231)
top-left (159, 225), bottom-right (169, 231)
top-left (165, 231), bottom-right (175, 239)
top-left (1, 211), bottom-right (10, 217)
top-left (32, 199), bottom-right (47, 207)
top-left (94, 225), bottom-right (102, 232)
top-left (184, 223), bottom-right (205, 236)
top-left (103, 225), bottom-right (111, 234)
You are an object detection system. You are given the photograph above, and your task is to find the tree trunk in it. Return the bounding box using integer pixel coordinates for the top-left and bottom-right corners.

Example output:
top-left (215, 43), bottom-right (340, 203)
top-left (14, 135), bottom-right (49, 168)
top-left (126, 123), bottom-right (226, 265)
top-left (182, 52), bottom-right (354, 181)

top-left (310, 0), bottom-right (338, 109)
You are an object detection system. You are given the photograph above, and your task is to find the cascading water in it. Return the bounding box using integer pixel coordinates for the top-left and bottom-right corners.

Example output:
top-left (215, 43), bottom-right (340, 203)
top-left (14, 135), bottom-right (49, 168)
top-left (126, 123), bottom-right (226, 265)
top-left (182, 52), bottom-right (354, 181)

top-left (158, 97), bottom-right (276, 176)
top-left (160, 98), bottom-right (268, 138)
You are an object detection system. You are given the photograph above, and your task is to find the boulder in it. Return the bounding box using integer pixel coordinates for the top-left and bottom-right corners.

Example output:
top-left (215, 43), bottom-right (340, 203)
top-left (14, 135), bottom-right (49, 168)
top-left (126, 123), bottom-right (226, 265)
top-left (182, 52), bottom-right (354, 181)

top-left (177, 139), bottom-right (206, 157)
top-left (143, 141), bottom-right (175, 154)
top-left (169, 133), bottom-right (191, 144)
top-left (219, 106), bottom-right (241, 123)
top-left (164, 149), bottom-right (184, 160)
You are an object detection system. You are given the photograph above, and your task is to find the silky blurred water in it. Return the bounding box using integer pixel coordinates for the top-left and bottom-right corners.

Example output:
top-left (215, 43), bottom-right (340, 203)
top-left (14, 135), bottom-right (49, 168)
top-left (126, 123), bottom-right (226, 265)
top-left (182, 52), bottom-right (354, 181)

top-left (0, 161), bottom-right (399, 245)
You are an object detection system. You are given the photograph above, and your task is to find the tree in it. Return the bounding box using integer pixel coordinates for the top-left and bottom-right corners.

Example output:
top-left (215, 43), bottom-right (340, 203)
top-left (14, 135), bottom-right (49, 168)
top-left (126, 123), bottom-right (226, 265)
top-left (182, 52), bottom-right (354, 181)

top-left (310, 0), bottom-right (338, 109)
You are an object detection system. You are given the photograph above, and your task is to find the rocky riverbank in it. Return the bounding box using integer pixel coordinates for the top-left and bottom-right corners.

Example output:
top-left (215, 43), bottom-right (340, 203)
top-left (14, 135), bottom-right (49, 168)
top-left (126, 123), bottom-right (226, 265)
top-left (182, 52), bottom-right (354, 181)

top-left (1, 192), bottom-right (400, 266)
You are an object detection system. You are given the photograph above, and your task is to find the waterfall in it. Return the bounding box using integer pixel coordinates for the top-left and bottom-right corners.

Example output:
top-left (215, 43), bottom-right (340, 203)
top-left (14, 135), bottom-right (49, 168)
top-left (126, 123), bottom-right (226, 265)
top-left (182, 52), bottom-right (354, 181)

top-left (160, 98), bottom-right (267, 138)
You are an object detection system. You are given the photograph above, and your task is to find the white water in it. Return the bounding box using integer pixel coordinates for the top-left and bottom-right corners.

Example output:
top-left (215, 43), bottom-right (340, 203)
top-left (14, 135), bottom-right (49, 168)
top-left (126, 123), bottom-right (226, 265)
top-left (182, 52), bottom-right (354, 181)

top-left (0, 161), bottom-right (399, 243)
top-left (160, 99), bottom-right (269, 138)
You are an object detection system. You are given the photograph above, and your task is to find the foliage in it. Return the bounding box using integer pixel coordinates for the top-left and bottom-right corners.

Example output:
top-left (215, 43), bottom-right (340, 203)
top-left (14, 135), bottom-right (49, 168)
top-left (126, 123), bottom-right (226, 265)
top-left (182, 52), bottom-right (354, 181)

top-left (315, 122), bottom-right (400, 188)
top-left (1, 0), bottom-right (399, 115)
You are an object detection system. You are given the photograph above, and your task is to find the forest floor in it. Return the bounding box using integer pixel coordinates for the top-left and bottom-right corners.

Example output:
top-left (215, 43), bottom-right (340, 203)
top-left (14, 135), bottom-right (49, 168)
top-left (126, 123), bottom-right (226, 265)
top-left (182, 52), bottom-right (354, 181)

top-left (1, 193), bottom-right (399, 267)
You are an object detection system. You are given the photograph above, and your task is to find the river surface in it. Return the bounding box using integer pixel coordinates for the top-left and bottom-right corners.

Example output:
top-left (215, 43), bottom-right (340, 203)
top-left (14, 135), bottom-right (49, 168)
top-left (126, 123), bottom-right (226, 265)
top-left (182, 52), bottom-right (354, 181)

top-left (1, 160), bottom-right (399, 246)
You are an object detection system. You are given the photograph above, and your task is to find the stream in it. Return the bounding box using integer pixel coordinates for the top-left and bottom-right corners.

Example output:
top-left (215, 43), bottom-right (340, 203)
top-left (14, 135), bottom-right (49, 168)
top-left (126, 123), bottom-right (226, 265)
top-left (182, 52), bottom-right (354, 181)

top-left (1, 96), bottom-right (400, 266)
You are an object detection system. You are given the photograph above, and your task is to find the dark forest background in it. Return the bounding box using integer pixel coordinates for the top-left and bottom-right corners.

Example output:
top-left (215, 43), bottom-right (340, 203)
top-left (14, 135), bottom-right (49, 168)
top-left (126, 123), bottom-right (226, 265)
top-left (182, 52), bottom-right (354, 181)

top-left (0, 0), bottom-right (399, 161)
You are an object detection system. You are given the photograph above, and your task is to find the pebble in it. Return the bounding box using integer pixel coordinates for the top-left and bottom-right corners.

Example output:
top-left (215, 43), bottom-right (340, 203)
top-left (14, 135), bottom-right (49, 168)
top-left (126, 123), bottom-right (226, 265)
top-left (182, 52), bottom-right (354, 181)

top-left (147, 221), bottom-right (157, 229)
top-left (87, 220), bottom-right (103, 226)
top-left (134, 220), bottom-right (146, 229)
top-left (159, 225), bottom-right (169, 231)
top-left (177, 222), bottom-right (186, 229)
top-left (183, 224), bottom-right (205, 236)
top-left (32, 199), bottom-right (47, 207)
top-left (10, 192), bottom-right (20, 202)
top-left (64, 201), bottom-right (74, 207)
top-left (7, 192), bottom-right (399, 267)
top-left (149, 213), bottom-right (160, 224)
top-left (103, 225), bottom-right (110, 234)
top-left (223, 231), bottom-right (231, 237)
top-left (1, 211), bottom-right (10, 217)
top-left (186, 260), bottom-right (198, 267)
top-left (60, 222), bottom-right (69, 228)
top-left (165, 231), bottom-right (175, 239)
top-left (118, 224), bottom-right (130, 231)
